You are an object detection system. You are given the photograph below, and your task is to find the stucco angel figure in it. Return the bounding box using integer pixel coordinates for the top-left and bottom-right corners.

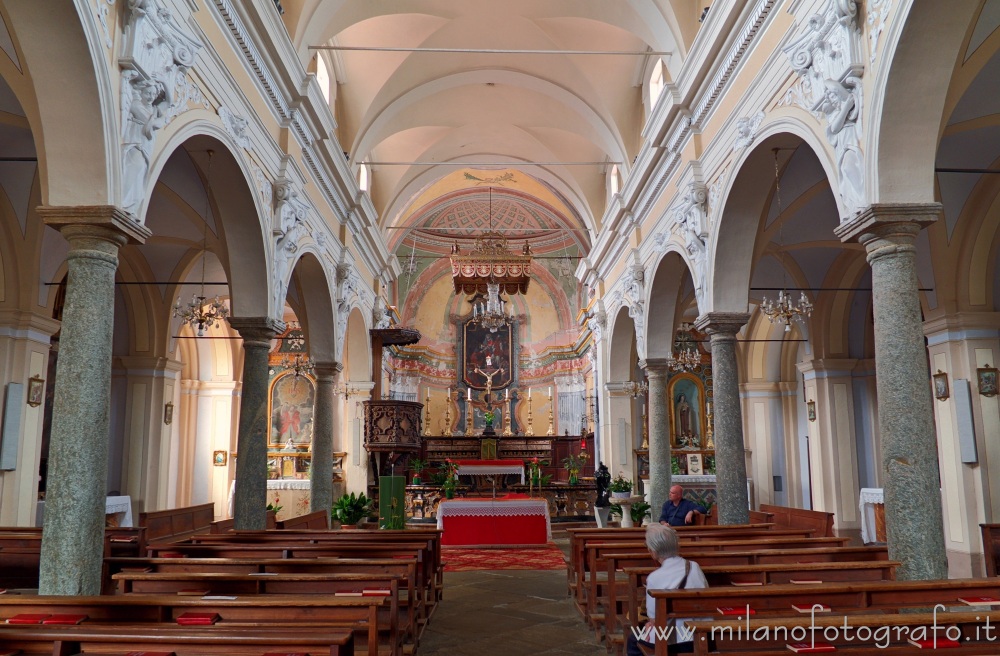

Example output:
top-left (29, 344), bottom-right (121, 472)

top-left (813, 77), bottom-right (865, 214)
top-left (122, 77), bottom-right (170, 215)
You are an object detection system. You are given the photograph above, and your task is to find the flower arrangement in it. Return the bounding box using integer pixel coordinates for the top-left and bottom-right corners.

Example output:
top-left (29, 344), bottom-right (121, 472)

top-left (561, 451), bottom-right (590, 484)
top-left (266, 497), bottom-right (282, 514)
top-left (409, 458), bottom-right (427, 484)
top-left (441, 459), bottom-right (459, 498)
top-left (483, 410), bottom-right (496, 425)
top-left (609, 473), bottom-right (633, 494)
top-left (525, 457), bottom-right (543, 482)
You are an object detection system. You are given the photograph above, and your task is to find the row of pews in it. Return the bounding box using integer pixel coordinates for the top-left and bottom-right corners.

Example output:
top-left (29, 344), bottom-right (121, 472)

top-left (573, 507), bottom-right (1000, 655)
top-left (0, 504), bottom-right (443, 656)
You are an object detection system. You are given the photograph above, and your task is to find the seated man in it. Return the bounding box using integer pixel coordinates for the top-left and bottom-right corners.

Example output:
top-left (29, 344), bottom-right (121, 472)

top-left (626, 524), bottom-right (709, 655)
top-left (659, 485), bottom-right (707, 526)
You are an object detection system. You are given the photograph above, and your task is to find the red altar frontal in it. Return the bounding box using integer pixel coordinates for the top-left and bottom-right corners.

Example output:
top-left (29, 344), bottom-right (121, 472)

top-left (436, 497), bottom-right (551, 546)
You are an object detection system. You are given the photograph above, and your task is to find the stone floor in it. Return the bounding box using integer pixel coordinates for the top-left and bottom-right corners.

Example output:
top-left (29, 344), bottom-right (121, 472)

top-left (418, 539), bottom-right (605, 656)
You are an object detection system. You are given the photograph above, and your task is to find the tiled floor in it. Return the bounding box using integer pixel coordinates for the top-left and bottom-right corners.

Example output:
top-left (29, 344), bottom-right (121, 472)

top-left (418, 567), bottom-right (606, 656)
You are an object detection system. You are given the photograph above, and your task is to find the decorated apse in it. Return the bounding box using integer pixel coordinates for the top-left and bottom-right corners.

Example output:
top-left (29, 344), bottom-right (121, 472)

top-left (388, 170), bottom-right (591, 436)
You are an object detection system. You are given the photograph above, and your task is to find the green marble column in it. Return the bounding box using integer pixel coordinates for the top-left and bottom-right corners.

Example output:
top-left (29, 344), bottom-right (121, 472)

top-left (228, 317), bottom-right (284, 530)
top-left (38, 207), bottom-right (149, 595)
top-left (836, 204), bottom-right (947, 580)
top-left (641, 360), bottom-right (671, 521)
top-left (695, 312), bottom-right (750, 525)
top-left (311, 361), bottom-right (343, 522)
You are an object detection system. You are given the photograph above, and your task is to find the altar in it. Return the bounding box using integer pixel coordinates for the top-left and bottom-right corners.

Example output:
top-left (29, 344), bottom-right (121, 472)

top-left (436, 497), bottom-right (550, 546)
top-left (455, 459), bottom-right (525, 483)
top-left (228, 479), bottom-right (311, 522)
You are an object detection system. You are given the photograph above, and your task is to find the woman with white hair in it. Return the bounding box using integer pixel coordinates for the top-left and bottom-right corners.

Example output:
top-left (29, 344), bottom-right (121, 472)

top-left (626, 524), bottom-right (709, 655)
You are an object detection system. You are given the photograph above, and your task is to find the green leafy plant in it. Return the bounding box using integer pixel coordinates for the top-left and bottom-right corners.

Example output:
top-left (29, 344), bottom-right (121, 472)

top-left (671, 456), bottom-right (682, 476)
top-left (266, 497), bottom-right (282, 513)
top-left (483, 410), bottom-right (495, 424)
top-left (609, 473), bottom-right (632, 494)
top-left (332, 492), bottom-right (372, 526)
top-left (409, 458), bottom-right (428, 484)
top-left (608, 500), bottom-right (651, 524)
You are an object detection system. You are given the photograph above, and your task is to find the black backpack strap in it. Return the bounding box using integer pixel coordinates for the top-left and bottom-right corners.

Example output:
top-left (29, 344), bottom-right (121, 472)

top-left (678, 559), bottom-right (691, 589)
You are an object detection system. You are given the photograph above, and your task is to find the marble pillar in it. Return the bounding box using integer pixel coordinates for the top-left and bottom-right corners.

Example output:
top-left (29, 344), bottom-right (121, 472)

top-left (37, 207), bottom-right (149, 595)
top-left (311, 361), bottom-right (343, 521)
top-left (642, 360), bottom-right (671, 520)
top-left (228, 317), bottom-right (284, 530)
top-left (695, 312), bottom-right (750, 525)
top-left (836, 204), bottom-right (947, 580)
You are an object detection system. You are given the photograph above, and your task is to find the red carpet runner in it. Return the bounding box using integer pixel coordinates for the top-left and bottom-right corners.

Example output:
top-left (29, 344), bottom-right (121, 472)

top-left (443, 543), bottom-right (567, 572)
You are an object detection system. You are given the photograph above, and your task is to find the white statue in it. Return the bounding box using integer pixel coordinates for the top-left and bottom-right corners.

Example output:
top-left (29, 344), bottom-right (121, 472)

top-left (121, 77), bottom-right (169, 215)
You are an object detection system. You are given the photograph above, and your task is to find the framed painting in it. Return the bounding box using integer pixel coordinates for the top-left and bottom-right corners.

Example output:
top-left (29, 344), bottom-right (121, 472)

top-left (933, 371), bottom-right (950, 401)
top-left (667, 372), bottom-right (706, 449)
top-left (268, 372), bottom-right (316, 448)
top-left (978, 366), bottom-right (998, 397)
top-left (27, 376), bottom-right (45, 407)
top-left (462, 321), bottom-right (512, 390)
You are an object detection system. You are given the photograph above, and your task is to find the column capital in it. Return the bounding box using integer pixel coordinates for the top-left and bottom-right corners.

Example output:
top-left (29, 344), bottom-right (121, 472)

top-left (639, 358), bottom-right (670, 375)
top-left (695, 312), bottom-right (750, 336)
top-left (227, 317), bottom-right (285, 346)
top-left (313, 361), bottom-right (344, 378)
top-left (834, 203), bottom-right (940, 245)
top-left (38, 205), bottom-right (152, 245)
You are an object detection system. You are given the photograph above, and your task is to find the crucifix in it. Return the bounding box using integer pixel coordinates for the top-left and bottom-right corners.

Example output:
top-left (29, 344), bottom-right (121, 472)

top-left (473, 355), bottom-right (504, 411)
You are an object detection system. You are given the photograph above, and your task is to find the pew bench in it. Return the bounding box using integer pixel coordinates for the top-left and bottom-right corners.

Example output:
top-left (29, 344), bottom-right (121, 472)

top-left (0, 624), bottom-right (354, 656)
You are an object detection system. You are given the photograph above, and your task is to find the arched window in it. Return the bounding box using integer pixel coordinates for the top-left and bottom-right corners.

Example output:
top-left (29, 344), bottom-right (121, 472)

top-left (358, 163), bottom-right (370, 192)
top-left (316, 55), bottom-right (331, 105)
top-left (609, 165), bottom-right (621, 197)
top-left (649, 60), bottom-right (666, 109)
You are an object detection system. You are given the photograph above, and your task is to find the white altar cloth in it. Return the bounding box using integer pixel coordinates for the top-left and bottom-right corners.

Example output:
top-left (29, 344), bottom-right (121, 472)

top-left (455, 460), bottom-right (525, 483)
top-left (859, 487), bottom-right (884, 544)
top-left (35, 495), bottom-right (133, 528)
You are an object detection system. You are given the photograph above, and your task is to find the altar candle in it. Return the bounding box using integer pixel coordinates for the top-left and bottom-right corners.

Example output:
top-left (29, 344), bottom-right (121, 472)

top-left (707, 401), bottom-right (712, 414)
top-left (505, 388), bottom-right (509, 400)
top-left (528, 387), bottom-right (532, 397)
top-left (486, 356), bottom-right (492, 366)
top-left (447, 387), bottom-right (452, 398)
top-left (468, 388), bottom-right (472, 400)
top-left (548, 386), bottom-right (552, 398)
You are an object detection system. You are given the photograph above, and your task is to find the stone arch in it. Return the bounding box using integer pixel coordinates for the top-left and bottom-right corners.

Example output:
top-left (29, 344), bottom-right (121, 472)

top-left (608, 305), bottom-right (637, 385)
top-left (344, 306), bottom-right (372, 383)
top-left (645, 248), bottom-right (697, 361)
top-left (710, 129), bottom-right (837, 315)
top-left (288, 253), bottom-right (338, 363)
top-left (869, 0), bottom-right (981, 205)
top-left (146, 130), bottom-right (270, 320)
top-left (2, 0), bottom-right (117, 207)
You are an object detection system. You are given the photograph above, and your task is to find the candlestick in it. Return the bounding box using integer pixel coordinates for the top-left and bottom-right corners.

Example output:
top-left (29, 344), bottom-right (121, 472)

top-left (505, 388), bottom-right (509, 400)
top-left (442, 388), bottom-right (452, 436)
top-left (502, 403), bottom-right (513, 437)
top-left (467, 388), bottom-right (472, 401)
top-left (546, 403), bottom-right (555, 436)
top-left (525, 393), bottom-right (535, 436)
top-left (423, 388), bottom-right (433, 436)
top-left (548, 386), bottom-right (552, 398)
top-left (465, 394), bottom-right (474, 435)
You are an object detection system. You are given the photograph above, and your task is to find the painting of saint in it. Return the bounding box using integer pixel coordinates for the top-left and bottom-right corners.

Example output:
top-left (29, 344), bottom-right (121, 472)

top-left (268, 372), bottom-right (316, 447)
top-left (463, 321), bottom-right (512, 390)
top-left (668, 374), bottom-right (704, 449)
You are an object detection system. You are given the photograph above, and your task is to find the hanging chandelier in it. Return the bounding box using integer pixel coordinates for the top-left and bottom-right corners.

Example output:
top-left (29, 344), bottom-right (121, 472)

top-left (281, 353), bottom-right (315, 378)
top-left (668, 347), bottom-right (701, 372)
top-left (622, 379), bottom-right (648, 398)
top-left (173, 150), bottom-right (230, 336)
top-left (469, 280), bottom-right (514, 333)
top-left (760, 148), bottom-right (813, 332)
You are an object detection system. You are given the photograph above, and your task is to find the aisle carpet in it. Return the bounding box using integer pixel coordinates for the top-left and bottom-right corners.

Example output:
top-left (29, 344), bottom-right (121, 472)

top-left (442, 543), bottom-right (567, 572)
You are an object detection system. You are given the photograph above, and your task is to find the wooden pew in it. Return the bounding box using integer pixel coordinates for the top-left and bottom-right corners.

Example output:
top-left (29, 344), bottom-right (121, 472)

top-left (759, 504), bottom-right (835, 537)
top-left (139, 503), bottom-right (215, 547)
top-left (981, 523), bottom-right (1000, 576)
top-left (277, 510), bottom-right (331, 530)
top-left (0, 594), bottom-right (388, 656)
top-left (647, 578), bottom-right (1000, 656)
top-left (0, 624), bottom-right (354, 656)
top-left (687, 610), bottom-right (1000, 655)
top-left (112, 571), bottom-right (408, 650)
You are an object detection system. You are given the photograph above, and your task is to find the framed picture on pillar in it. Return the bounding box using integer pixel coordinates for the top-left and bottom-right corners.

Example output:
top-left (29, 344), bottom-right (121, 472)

top-left (26, 376), bottom-right (45, 407)
top-left (933, 371), bottom-right (950, 401)
top-left (213, 450), bottom-right (227, 466)
top-left (978, 365), bottom-right (998, 397)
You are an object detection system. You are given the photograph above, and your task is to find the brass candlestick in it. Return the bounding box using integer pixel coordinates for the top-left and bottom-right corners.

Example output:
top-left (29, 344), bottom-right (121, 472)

top-left (705, 402), bottom-right (715, 449)
top-left (441, 389), bottom-right (452, 436)
top-left (525, 393), bottom-right (535, 436)
top-left (423, 389), bottom-right (433, 436)
top-left (546, 403), bottom-right (555, 436)
top-left (465, 394), bottom-right (474, 435)
top-left (641, 412), bottom-right (649, 449)
top-left (502, 398), bottom-right (513, 436)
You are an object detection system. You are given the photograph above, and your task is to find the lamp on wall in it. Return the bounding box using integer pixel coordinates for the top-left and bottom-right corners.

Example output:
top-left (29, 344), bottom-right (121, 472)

top-left (172, 150), bottom-right (230, 336)
top-left (760, 149), bottom-right (813, 332)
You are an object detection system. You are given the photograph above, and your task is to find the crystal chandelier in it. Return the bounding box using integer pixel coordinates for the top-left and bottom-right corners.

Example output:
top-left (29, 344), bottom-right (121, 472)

top-left (470, 280), bottom-right (514, 333)
top-left (173, 150), bottom-right (230, 336)
top-left (669, 347), bottom-right (701, 372)
top-left (760, 148), bottom-right (813, 332)
top-left (281, 353), bottom-right (315, 378)
top-left (622, 379), bottom-right (648, 398)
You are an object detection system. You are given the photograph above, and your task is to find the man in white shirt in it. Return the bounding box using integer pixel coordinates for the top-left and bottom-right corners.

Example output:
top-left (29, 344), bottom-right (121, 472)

top-left (626, 524), bottom-right (709, 655)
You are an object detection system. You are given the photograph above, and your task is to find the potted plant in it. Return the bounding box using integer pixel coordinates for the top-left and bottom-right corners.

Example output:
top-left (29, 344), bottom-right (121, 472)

top-left (332, 492), bottom-right (372, 528)
top-left (608, 500), bottom-right (651, 525)
top-left (409, 458), bottom-right (427, 485)
top-left (609, 473), bottom-right (633, 499)
top-left (483, 410), bottom-right (495, 428)
top-left (440, 459), bottom-right (459, 499)
top-left (561, 451), bottom-right (590, 485)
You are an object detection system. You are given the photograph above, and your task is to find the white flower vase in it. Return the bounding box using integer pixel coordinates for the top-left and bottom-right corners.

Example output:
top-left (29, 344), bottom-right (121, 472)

top-left (611, 491), bottom-right (631, 500)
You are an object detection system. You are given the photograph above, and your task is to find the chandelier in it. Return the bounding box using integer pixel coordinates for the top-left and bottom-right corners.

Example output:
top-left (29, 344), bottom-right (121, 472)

top-left (173, 150), bottom-right (230, 336)
top-left (760, 148), bottom-right (813, 332)
top-left (622, 379), bottom-right (648, 398)
top-left (669, 347), bottom-right (701, 371)
top-left (469, 280), bottom-right (513, 333)
top-left (281, 353), bottom-right (315, 379)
